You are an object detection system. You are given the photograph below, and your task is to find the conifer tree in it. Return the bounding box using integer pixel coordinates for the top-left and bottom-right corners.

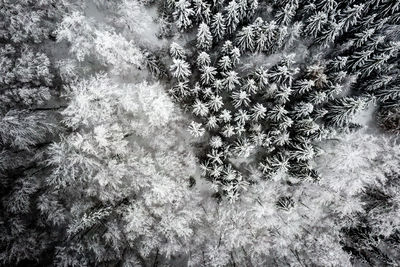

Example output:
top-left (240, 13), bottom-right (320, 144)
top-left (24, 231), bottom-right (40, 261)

top-left (200, 65), bottom-right (217, 85)
top-left (193, 0), bottom-right (211, 24)
top-left (225, 0), bottom-right (240, 34)
top-left (251, 103), bottom-right (267, 121)
top-left (232, 90), bottom-right (251, 108)
top-left (197, 22), bottom-right (213, 51)
top-left (235, 25), bottom-right (255, 52)
top-left (324, 97), bottom-right (368, 126)
top-left (223, 70), bottom-right (241, 90)
top-left (173, 0), bottom-right (195, 31)
top-left (276, 3), bottom-right (297, 26)
top-left (192, 98), bottom-right (210, 117)
top-left (339, 4), bottom-right (365, 33)
top-left (170, 58), bottom-right (192, 81)
top-left (218, 55), bottom-right (233, 71)
top-left (230, 47), bottom-right (241, 66)
top-left (211, 12), bottom-right (226, 41)
top-left (304, 12), bottom-right (328, 37)
top-left (170, 42), bottom-right (187, 59)
top-left (208, 94), bottom-right (224, 111)
top-left (189, 121), bottom-right (205, 137)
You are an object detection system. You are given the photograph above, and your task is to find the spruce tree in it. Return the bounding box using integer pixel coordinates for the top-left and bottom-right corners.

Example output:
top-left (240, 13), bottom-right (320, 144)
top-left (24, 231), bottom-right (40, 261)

top-left (197, 22), bottom-right (213, 50)
top-left (211, 12), bottom-right (226, 41)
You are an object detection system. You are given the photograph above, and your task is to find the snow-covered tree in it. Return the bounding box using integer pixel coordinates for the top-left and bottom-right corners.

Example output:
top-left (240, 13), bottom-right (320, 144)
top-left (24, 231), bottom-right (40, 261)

top-left (251, 103), bottom-right (267, 121)
top-left (46, 75), bottom-right (201, 265)
top-left (192, 98), bottom-right (210, 116)
top-left (200, 65), bottom-right (217, 85)
top-left (189, 121), bottom-right (205, 137)
top-left (57, 12), bottom-right (143, 73)
top-left (223, 70), bottom-right (241, 90)
top-left (276, 3), bottom-right (297, 26)
top-left (197, 22), bottom-right (213, 50)
top-left (218, 55), bottom-right (232, 71)
top-left (255, 20), bottom-right (278, 53)
top-left (232, 90), bottom-right (251, 108)
top-left (0, 1), bottom-right (66, 265)
top-left (208, 94), bottom-right (224, 111)
top-left (170, 42), bottom-right (187, 59)
top-left (324, 97), bottom-right (368, 126)
top-left (304, 12), bottom-right (328, 37)
top-left (170, 58), bottom-right (192, 81)
top-left (197, 51), bottom-right (211, 66)
top-left (235, 25), bottom-right (255, 52)
top-left (173, 0), bottom-right (195, 31)
top-left (193, 0), bottom-right (211, 24)
top-left (211, 13), bottom-right (226, 41)
top-left (225, 0), bottom-right (240, 34)
top-left (339, 4), bottom-right (365, 33)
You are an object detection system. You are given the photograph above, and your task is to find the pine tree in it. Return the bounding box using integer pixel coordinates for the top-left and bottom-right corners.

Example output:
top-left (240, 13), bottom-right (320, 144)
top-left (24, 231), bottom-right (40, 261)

top-left (268, 105), bottom-right (289, 122)
top-left (170, 81), bottom-right (191, 97)
top-left (251, 103), bottom-right (267, 121)
top-left (232, 90), bottom-right (251, 108)
top-left (237, 0), bottom-right (248, 21)
top-left (218, 55), bottom-right (232, 71)
top-left (285, 21), bottom-right (303, 49)
top-left (354, 28), bottom-right (376, 48)
top-left (254, 66), bottom-right (269, 89)
top-left (197, 51), bottom-right (211, 66)
top-left (339, 4), bottom-right (365, 33)
top-left (173, 0), bottom-right (195, 31)
top-left (315, 21), bottom-right (342, 47)
top-left (211, 13), bottom-right (226, 41)
top-left (242, 78), bottom-right (258, 93)
top-left (222, 70), bottom-right (241, 90)
top-left (197, 22), bottom-right (213, 50)
top-left (193, 0), bottom-right (211, 24)
top-left (170, 42), bottom-right (186, 59)
top-left (208, 95), bottom-right (224, 111)
top-left (235, 25), bottom-right (255, 52)
top-left (324, 97), bottom-right (368, 126)
top-left (213, 79), bottom-right (224, 93)
top-left (316, 0), bottom-right (338, 13)
top-left (221, 40), bottom-right (234, 55)
top-left (247, 0), bottom-right (258, 18)
top-left (225, 0), bottom-right (240, 34)
top-left (304, 12), bottom-right (328, 37)
top-left (276, 3), bottom-right (297, 25)
top-left (192, 98), bottom-right (210, 116)
top-left (291, 142), bottom-right (315, 162)
top-left (257, 20), bottom-right (278, 53)
top-left (291, 102), bottom-right (314, 119)
top-left (189, 121), bottom-right (205, 137)
top-left (294, 79), bottom-right (315, 95)
top-left (219, 109), bottom-right (233, 122)
top-left (222, 123), bottom-right (236, 137)
top-left (348, 49), bottom-right (374, 71)
top-left (276, 26), bottom-right (288, 49)
top-left (206, 116), bottom-right (220, 130)
top-left (200, 65), bottom-right (217, 85)
top-left (275, 84), bottom-right (293, 104)
top-left (230, 47), bottom-right (241, 66)
top-left (233, 137), bottom-right (255, 157)
top-left (170, 58), bottom-right (191, 81)
top-left (234, 109), bottom-right (250, 124)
